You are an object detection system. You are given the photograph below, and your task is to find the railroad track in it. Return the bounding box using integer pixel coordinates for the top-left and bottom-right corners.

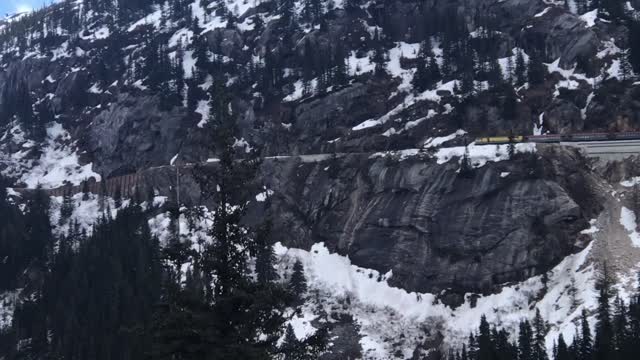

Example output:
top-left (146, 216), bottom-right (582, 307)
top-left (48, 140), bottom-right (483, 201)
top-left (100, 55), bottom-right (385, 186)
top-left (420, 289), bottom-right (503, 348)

top-left (8, 140), bottom-right (640, 198)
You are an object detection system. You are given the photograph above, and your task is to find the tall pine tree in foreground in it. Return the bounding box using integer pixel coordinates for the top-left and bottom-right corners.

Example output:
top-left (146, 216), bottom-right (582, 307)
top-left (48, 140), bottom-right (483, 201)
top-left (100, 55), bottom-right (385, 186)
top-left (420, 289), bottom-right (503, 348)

top-left (151, 77), bottom-right (325, 359)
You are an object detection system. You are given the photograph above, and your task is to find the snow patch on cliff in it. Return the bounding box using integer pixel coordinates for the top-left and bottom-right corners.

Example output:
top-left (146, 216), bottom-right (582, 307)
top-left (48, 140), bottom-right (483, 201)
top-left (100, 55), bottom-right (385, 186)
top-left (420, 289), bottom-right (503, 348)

top-left (352, 80), bottom-right (458, 131)
top-left (2, 122), bottom-right (100, 189)
top-left (620, 207), bottom-right (640, 247)
top-left (0, 290), bottom-right (19, 330)
top-left (436, 143), bottom-right (537, 168)
top-left (274, 239), bottom-right (600, 359)
top-left (580, 9), bottom-right (599, 27)
top-left (423, 130), bottom-right (467, 148)
top-left (21, 123), bottom-right (100, 188)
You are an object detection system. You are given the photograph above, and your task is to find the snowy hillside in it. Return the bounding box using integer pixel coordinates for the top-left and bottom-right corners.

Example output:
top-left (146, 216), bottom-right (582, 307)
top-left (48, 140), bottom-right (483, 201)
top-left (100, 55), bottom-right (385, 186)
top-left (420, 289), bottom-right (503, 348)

top-left (1, 0), bottom-right (640, 359)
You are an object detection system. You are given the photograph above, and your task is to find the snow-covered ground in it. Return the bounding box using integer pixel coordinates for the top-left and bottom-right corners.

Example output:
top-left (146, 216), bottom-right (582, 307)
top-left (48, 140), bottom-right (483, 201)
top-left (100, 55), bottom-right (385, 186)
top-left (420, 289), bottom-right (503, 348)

top-left (2, 122), bottom-right (100, 189)
top-left (0, 290), bottom-right (19, 329)
top-left (620, 207), bottom-right (640, 248)
top-left (272, 240), bottom-right (599, 359)
top-left (370, 141), bottom-right (537, 170)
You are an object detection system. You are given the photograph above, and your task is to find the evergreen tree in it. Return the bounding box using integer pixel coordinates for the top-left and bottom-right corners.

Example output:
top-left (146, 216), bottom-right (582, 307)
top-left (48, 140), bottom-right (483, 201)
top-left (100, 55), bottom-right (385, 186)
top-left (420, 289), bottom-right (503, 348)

top-left (629, 273), bottom-right (640, 356)
top-left (593, 265), bottom-right (614, 360)
top-left (518, 320), bottom-right (534, 360)
top-left (98, 178), bottom-right (108, 213)
top-left (630, 20), bottom-right (640, 74)
top-left (114, 184), bottom-right (122, 208)
top-left (461, 343), bottom-right (469, 360)
top-left (612, 295), bottom-right (629, 357)
top-left (0, 174), bottom-right (27, 291)
top-left (413, 40), bottom-right (437, 92)
top-left (620, 49), bottom-right (634, 81)
top-left (59, 189), bottom-right (75, 225)
top-left (502, 87), bottom-right (518, 121)
top-left (280, 0), bottom-right (296, 28)
top-left (487, 57), bottom-right (503, 89)
top-left (255, 220), bottom-right (278, 285)
top-left (515, 48), bottom-right (527, 86)
top-left (555, 334), bottom-right (570, 360)
top-left (532, 309), bottom-right (549, 360)
top-left (302, 0), bottom-right (323, 25)
top-left (25, 187), bottom-right (54, 267)
top-left (372, 29), bottom-right (387, 77)
top-left (281, 324), bottom-right (302, 360)
top-left (468, 332), bottom-right (479, 360)
top-left (493, 328), bottom-right (517, 360)
top-left (528, 50), bottom-right (546, 86)
top-left (82, 179), bottom-right (90, 201)
top-left (333, 41), bottom-right (349, 86)
top-left (506, 52), bottom-right (515, 84)
top-left (578, 309), bottom-right (593, 360)
top-left (289, 260), bottom-right (307, 304)
top-left (477, 315), bottom-right (493, 360)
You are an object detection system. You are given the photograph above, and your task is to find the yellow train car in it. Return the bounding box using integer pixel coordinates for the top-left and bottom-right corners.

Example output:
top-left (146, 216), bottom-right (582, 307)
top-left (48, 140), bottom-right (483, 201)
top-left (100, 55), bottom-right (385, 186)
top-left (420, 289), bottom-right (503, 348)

top-left (475, 136), bottom-right (525, 145)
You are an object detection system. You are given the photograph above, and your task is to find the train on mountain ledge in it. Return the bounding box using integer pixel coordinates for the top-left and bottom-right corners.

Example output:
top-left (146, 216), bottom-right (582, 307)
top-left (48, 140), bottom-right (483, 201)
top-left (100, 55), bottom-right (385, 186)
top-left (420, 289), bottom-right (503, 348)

top-left (475, 131), bottom-right (640, 145)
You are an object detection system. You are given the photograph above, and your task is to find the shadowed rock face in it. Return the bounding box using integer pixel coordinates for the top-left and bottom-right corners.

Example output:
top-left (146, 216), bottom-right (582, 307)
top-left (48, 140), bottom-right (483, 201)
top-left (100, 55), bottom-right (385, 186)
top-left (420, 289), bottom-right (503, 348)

top-left (129, 145), bottom-right (599, 305)
top-left (87, 94), bottom-right (190, 177)
top-left (249, 146), bottom-right (598, 304)
top-left (521, 7), bottom-right (599, 67)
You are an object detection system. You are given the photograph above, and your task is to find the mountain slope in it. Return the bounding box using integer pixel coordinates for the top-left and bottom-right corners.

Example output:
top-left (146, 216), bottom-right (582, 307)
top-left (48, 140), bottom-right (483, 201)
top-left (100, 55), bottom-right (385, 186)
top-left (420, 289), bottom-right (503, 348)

top-left (1, 0), bottom-right (640, 358)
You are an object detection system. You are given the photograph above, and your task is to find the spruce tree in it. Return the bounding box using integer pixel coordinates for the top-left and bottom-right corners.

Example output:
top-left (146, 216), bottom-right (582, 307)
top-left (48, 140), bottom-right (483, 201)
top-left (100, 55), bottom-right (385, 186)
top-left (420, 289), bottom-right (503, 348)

top-left (289, 260), bottom-right (308, 304)
top-left (81, 179), bottom-right (90, 201)
top-left (630, 20), bottom-right (640, 74)
top-left (255, 220), bottom-right (278, 285)
top-left (280, 0), bottom-right (296, 28)
top-left (612, 295), bottom-right (629, 357)
top-left (281, 324), bottom-right (302, 360)
top-left (528, 50), bottom-right (546, 86)
top-left (515, 49), bottom-right (527, 86)
top-left (59, 189), bottom-right (75, 225)
top-left (114, 184), bottom-right (122, 208)
top-left (477, 315), bottom-right (493, 360)
top-left (413, 40), bottom-right (435, 92)
top-left (98, 177), bottom-right (108, 213)
top-left (620, 49), bottom-right (634, 81)
top-left (502, 88), bottom-right (518, 121)
top-left (629, 273), bottom-right (640, 356)
top-left (0, 174), bottom-right (27, 291)
top-left (593, 265), bottom-right (614, 360)
top-left (333, 42), bottom-right (349, 86)
top-left (494, 328), bottom-right (517, 360)
top-left (461, 343), bottom-right (469, 360)
top-left (487, 57), bottom-right (503, 89)
top-left (532, 309), bottom-right (549, 360)
top-left (555, 334), bottom-right (569, 360)
top-left (25, 187), bottom-right (54, 267)
top-left (578, 309), bottom-right (593, 360)
top-left (468, 333), bottom-right (479, 360)
top-left (372, 29), bottom-right (387, 77)
top-left (518, 320), bottom-right (534, 360)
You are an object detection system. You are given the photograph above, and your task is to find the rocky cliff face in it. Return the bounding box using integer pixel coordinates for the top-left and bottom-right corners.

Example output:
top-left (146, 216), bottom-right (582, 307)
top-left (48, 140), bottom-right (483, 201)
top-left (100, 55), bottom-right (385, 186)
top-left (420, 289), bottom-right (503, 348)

top-left (262, 147), bottom-right (596, 301)
top-left (109, 144), bottom-right (601, 306)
